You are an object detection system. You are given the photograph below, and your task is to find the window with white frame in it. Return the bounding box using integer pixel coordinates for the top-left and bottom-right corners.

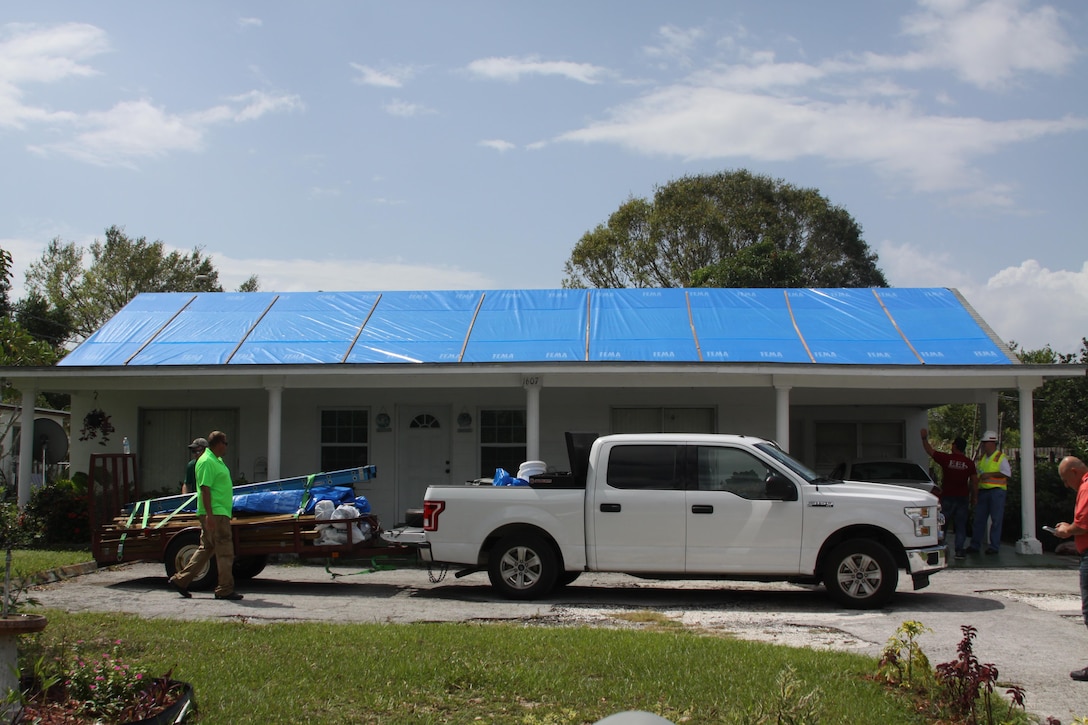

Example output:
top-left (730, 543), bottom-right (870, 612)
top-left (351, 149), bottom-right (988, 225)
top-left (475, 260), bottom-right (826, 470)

top-left (320, 409), bottom-right (368, 471)
top-left (813, 420), bottom-right (904, 473)
top-left (479, 409), bottom-right (526, 478)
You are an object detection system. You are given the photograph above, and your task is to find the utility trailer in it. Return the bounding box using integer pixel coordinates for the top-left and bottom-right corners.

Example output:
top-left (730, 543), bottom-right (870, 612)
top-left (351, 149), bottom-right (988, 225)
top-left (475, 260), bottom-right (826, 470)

top-left (89, 453), bottom-right (400, 590)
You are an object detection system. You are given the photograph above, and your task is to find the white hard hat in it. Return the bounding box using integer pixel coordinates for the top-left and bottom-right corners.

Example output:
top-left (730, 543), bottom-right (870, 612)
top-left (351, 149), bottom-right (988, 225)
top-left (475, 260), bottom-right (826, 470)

top-left (981, 430), bottom-right (999, 442)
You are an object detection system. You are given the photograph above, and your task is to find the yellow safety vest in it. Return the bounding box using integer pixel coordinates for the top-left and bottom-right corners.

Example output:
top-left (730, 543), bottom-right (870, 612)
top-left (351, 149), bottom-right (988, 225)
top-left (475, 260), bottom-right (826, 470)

top-left (977, 451), bottom-right (1007, 489)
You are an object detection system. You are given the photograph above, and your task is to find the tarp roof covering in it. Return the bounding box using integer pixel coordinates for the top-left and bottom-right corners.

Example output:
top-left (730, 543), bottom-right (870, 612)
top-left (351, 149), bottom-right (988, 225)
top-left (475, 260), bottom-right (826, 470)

top-left (58, 288), bottom-right (1014, 367)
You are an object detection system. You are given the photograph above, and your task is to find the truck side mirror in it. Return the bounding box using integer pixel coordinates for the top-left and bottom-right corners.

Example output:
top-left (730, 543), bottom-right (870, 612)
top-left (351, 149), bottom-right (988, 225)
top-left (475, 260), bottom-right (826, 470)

top-left (765, 472), bottom-right (798, 501)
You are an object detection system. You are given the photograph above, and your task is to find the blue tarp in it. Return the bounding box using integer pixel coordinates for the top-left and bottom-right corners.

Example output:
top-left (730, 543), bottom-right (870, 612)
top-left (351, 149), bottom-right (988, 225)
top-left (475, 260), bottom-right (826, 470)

top-left (59, 288), bottom-right (1014, 367)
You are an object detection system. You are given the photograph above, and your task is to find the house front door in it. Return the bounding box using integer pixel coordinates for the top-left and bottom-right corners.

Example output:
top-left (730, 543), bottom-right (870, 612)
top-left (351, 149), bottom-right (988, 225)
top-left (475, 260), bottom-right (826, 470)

top-left (395, 406), bottom-right (451, 523)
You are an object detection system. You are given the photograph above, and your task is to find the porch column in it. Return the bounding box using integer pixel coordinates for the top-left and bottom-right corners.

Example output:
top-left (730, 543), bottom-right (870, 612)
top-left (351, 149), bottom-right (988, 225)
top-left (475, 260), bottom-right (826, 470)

top-left (982, 392), bottom-right (1000, 439)
top-left (524, 376), bottom-right (541, 461)
top-left (774, 384), bottom-right (791, 452)
top-left (265, 382), bottom-right (283, 482)
top-left (1015, 380), bottom-right (1042, 555)
top-left (16, 385), bottom-right (35, 508)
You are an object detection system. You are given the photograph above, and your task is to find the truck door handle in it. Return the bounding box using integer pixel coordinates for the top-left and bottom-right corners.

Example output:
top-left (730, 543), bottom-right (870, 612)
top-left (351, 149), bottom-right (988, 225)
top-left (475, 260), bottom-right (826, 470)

top-left (691, 505), bottom-right (714, 514)
top-left (600, 503), bottom-right (621, 513)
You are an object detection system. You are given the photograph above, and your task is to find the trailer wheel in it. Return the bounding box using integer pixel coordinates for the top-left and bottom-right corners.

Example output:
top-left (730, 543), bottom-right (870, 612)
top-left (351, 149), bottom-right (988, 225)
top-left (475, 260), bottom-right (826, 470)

top-left (487, 533), bottom-right (558, 600)
top-left (164, 530), bottom-right (218, 591)
top-left (822, 539), bottom-right (898, 609)
top-left (233, 555), bottom-right (268, 580)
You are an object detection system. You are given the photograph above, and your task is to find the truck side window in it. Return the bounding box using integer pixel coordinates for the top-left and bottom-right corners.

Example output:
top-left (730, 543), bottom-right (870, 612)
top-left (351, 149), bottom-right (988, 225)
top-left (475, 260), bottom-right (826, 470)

top-left (696, 446), bottom-right (776, 500)
top-left (605, 445), bottom-right (682, 490)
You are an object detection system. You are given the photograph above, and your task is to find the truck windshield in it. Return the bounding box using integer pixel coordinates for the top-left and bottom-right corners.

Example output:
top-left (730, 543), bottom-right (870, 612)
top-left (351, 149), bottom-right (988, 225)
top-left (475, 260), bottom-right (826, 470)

top-left (754, 442), bottom-right (821, 483)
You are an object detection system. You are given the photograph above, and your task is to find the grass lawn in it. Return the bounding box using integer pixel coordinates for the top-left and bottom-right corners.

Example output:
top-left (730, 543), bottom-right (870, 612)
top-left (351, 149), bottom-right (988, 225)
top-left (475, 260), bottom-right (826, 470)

top-left (8, 549), bottom-right (94, 578)
top-left (26, 610), bottom-right (926, 724)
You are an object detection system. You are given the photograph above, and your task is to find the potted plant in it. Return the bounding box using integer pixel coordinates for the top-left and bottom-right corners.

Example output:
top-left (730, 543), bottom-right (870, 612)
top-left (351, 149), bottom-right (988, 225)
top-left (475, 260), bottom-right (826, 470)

top-left (78, 408), bottom-right (114, 445)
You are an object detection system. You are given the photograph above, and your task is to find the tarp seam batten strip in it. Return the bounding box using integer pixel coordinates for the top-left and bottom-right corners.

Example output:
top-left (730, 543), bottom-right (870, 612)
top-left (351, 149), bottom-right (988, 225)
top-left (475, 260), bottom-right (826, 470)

top-left (584, 291), bottom-right (592, 361)
top-left (459, 292), bottom-right (486, 363)
top-left (685, 291), bottom-right (703, 362)
top-left (341, 294), bottom-right (382, 363)
top-left (783, 290), bottom-right (815, 363)
top-left (225, 295), bottom-right (280, 364)
top-left (124, 295), bottom-right (198, 365)
top-left (872, 289), bottom-right (924, 364)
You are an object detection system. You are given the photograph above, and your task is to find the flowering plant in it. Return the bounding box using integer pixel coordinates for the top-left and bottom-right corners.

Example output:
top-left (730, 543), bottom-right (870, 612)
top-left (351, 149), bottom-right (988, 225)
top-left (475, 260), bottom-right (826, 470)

top-left (18, 640), bottom-right (188, 723)
top-left (65, 643), bottom-right (149, 720)
top-left (78, 408), bottom-right (114, 445)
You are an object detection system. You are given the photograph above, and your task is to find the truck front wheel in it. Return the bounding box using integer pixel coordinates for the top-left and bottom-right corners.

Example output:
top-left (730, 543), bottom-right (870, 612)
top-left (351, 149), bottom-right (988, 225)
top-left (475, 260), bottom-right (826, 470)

top-left (488, 534), bottom-right (558, 600)
top-left (164, 529), bottom-right (218, 591)
top-left (822, 539), bottom-right (898, 609)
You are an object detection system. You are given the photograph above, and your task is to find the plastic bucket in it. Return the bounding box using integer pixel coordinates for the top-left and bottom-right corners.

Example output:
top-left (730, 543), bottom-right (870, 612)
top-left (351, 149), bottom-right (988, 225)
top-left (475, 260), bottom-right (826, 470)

top-left (517, 460), bottom-right (547, 479)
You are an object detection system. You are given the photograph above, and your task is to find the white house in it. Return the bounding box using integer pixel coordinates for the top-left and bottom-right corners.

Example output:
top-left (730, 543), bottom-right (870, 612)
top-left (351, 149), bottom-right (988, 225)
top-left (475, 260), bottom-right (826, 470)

top-left (1, 287), bottom-right (1082, 554)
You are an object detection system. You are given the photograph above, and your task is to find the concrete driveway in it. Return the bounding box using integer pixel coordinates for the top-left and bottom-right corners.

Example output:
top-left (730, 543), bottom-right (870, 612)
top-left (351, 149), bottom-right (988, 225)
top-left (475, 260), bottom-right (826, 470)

top-left (28, 554), bottom-right (1088, 723)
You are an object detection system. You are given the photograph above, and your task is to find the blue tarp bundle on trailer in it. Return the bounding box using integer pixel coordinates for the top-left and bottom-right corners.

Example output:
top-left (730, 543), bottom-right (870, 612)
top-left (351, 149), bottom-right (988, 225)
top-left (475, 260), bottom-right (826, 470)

top-left (59, 287), bottom-right (1014, 367)
top-left (231, 485), bottom-right (357, 515)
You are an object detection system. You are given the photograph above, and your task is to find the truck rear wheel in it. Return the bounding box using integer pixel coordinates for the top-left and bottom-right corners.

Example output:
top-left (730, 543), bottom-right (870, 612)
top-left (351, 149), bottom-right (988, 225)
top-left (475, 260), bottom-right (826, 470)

top-left (164, 529), bottom-right (218, 591)
top-left (822, 539), bottom-right (898, 609)
top-left (488, 533), bottom-right (558, 600)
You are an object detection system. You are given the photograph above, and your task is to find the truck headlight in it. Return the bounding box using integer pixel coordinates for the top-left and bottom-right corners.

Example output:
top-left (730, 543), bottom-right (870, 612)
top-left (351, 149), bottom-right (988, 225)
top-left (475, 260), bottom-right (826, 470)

top-left (904, 506), bottom-right (935, 537)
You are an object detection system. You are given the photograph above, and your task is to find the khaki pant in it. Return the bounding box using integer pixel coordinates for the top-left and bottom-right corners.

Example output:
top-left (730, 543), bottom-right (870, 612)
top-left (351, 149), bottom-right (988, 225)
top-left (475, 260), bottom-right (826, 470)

top-left (170, 514), bottom-right (235, 597)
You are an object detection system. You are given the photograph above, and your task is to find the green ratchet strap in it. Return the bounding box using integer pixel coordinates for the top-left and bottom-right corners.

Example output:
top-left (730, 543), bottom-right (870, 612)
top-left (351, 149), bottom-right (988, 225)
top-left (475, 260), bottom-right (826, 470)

top-left (153, 493), bottom-right (198, 529)
top-left (116, 499), bottom-right (151, 561)
top-left (325, 555), bottom-right (397, 579)
top-left (294, 474), bottom-right (317, 519)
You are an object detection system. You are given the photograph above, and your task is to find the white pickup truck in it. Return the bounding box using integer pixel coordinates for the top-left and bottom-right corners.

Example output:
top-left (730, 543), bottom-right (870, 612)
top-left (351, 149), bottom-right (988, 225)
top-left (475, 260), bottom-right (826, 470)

top-left (384, 432), bottom-right (946, 608)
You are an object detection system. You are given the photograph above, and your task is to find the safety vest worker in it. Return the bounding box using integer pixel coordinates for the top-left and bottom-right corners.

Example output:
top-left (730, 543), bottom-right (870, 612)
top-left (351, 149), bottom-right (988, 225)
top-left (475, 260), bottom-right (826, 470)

top-left (977, 431), bottom-right (1011, 490)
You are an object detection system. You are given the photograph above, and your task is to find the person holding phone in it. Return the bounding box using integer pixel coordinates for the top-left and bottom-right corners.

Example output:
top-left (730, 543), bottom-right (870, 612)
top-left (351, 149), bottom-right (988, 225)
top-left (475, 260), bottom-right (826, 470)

top-left (1054, 456), bottom-right (1088, 681)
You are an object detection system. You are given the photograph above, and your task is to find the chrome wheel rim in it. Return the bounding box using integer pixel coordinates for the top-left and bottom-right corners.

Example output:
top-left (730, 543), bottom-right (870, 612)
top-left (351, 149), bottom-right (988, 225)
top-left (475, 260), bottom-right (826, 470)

top-left (498, 545), bottom-right (543, 590)
top-left (835, 553), bottom-right (882, 599)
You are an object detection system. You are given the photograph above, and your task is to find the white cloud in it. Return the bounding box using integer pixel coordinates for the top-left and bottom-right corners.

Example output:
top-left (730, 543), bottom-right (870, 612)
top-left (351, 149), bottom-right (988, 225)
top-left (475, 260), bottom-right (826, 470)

top-left (29, 100), bottom-right (205, 166)
top-left (878, 239), bottom-right (1088, 354)
top-left (0, 22), bottom-right (107, 128)
top-left (237, 17), bottom-right (262, 29)
top-left (228, 90), bottom-right (304, 122)
top-left (643, 25), bottom-right (704, 67)
top-left (29, 91), bottom-right (302, 166)
top-left (466, 55), bottom-right (609, 84)
top-left (213, 254), bottom-right (496, 293)
top-left (349, 63), bottom-right (417, 88)
top-left (479, 139), bottom-right (515, 152)
top-left (900, 0), bottom-right (1079, 89)
top-left (557, 84), bottom-right (1085, 194)
top-left (1, 23), bottom-right (302, 166)
top-left (382, 99), bottom-right (435, 117)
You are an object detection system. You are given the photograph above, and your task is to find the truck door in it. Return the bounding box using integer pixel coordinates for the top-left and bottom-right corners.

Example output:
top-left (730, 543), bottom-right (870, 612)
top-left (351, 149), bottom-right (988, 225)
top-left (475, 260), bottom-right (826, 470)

top-left (588, 443), bottom-right (687, 572)
top-left (685, 444), bottom-right (803, 574)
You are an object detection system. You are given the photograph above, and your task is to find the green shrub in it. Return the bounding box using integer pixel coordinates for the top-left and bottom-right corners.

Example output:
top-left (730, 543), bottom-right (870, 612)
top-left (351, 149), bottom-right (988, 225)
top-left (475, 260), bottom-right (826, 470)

top-left (21, 480), bottom-right (91, 548)
top-left (1004, 460), bottom-right (1075, 547)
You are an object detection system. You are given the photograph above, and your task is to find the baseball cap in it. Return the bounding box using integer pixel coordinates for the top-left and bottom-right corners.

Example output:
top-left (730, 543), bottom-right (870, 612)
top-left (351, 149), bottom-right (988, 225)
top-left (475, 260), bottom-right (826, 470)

top-left (980, 430), bottom-right (999, 443)
top-left (188, 437), bottom-right (209, 450)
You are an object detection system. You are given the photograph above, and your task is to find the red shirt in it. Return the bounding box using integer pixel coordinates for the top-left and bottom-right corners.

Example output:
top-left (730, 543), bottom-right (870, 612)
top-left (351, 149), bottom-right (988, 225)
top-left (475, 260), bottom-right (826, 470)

top-left (931, 450), bottom-right (976, 498)
top-left (1075, 472), bottom-right (1088, 554)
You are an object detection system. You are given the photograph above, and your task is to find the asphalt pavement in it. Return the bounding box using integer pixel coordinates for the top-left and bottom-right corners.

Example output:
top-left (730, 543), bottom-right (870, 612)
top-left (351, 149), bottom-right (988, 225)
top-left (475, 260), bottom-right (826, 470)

top-left (26, 552), bottom-right (1088, 724)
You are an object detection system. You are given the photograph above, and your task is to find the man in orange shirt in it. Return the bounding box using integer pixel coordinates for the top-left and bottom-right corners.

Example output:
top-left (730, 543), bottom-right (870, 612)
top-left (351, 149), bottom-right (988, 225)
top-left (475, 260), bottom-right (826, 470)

top-left (1055, 456), bottom-right (1088, 682)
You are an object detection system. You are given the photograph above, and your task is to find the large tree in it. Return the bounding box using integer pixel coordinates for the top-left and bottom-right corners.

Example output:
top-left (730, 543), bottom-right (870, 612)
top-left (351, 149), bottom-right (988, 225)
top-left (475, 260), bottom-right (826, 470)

top-left (564, 170), bottom-right (887, 289)
top-left (25, 225), bottom-right (259, 345)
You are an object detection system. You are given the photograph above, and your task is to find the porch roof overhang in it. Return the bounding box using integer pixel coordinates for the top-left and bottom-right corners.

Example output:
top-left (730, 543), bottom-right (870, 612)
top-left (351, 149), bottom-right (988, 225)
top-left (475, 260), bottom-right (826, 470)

top-left (2, 361), bottom-right (1082, 409)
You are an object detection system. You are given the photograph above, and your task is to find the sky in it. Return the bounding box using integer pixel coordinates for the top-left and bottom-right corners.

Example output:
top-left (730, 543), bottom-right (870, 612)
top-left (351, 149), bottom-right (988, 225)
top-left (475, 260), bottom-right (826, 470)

top-left (1, 1), bottom-right (1086, 355)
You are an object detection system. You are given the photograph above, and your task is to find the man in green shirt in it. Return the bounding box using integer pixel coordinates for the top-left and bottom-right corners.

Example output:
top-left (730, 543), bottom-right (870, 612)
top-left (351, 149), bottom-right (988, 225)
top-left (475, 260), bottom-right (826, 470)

top-left (182, 437), bottom-right (207, 494)
top-left (168, 430), bottom-right (243, 600)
